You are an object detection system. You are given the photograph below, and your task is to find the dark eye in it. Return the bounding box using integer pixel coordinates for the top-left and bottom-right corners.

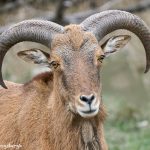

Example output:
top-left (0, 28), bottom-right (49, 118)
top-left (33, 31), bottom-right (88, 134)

top-left (97, 55), bottom-right (105, 63)
top-left (50, 61), bottom-right (59, 69)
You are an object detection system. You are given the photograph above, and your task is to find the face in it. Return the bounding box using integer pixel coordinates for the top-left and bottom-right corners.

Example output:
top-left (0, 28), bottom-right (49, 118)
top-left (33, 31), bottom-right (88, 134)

top-left (50, 25), bottom-right (105, 118)
top-left (18, 24), bottom-right (130, 119)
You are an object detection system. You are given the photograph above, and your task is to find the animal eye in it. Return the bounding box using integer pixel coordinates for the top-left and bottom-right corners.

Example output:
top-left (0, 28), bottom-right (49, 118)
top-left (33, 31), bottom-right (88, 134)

top-left (97, 55), bottom-right (105, 63)
top-left (50, 61), bottom-right (59, 69)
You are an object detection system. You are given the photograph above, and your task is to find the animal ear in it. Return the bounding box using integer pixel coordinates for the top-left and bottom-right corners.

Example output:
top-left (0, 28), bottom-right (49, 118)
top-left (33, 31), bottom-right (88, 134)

top-left (102, 35), bottom-right (131, 57)
top-left (17, 48), bottom-right (50, 66)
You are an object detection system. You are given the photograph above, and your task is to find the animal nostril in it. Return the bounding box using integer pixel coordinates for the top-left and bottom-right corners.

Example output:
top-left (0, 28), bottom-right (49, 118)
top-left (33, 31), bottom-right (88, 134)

top-left (80, 95), bottom-right (88, 102)
top-left (91, 94), bottom-right (95, 101)
top-left (80, 94), bottom-right (95, 105)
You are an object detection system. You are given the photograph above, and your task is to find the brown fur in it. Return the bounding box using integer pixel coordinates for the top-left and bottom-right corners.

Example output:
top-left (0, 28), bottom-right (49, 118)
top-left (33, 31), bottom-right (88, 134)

top-left (0, 25), bottom-right (108, 150)
top-left (0, 72), bottom-right (107, 150)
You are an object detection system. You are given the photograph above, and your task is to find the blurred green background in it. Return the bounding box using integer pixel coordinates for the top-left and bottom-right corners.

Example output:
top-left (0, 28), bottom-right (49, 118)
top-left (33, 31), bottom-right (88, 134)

top-left (0, 0), bottom-right (150, 149)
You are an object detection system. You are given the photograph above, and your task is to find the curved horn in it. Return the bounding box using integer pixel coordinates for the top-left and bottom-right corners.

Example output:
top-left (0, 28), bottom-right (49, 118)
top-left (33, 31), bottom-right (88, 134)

top-left (0, 20), bottom-right (64, 88)
top-left (80, 10), bottom-right (150, 73)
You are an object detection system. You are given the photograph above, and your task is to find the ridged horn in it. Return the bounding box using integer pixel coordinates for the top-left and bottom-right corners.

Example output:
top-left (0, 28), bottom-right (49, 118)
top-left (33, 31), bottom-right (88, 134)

top-left (0, 20), bottom-right (64, 89)
top-left (80, 10), bottom-right (150, 73)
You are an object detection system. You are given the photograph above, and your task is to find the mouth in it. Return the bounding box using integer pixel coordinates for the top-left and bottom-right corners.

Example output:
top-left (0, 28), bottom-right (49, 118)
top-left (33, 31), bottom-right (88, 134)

top-left (77, 107), bottom-right (99, 118)
top-left (81, 109), bottom-right (97, 114)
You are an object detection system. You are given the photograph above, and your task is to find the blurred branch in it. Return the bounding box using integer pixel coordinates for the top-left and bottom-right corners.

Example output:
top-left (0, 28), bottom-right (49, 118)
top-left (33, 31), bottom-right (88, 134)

top-left (122, 0), bottom-right (150, 13)
top-left (66, 0), bottom-right (124, 23)
top-left (67, 0), bottom-right (150, 23)
top-left (0, 0), bottom-right (25, 13)
top-left (52, 0), bottom-right (69, 25)
top-left (0, 0), bottom-right (150, 34)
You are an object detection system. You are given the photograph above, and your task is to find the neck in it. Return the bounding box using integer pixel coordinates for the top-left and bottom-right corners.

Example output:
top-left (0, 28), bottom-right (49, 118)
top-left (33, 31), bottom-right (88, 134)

top-left (48, 89), bottom-right (106, 150)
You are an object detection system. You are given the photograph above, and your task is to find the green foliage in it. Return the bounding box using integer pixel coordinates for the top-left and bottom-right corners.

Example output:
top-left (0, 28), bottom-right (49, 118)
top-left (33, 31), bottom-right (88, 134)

top-left (104, 95), bottom-right (150, 150)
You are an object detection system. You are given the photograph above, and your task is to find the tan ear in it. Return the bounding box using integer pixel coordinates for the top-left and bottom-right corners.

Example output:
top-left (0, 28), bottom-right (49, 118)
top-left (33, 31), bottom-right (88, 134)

top-left (102, 35), bottom-right (131, 57)
top-left (17, 48), bottom-right (50, 66)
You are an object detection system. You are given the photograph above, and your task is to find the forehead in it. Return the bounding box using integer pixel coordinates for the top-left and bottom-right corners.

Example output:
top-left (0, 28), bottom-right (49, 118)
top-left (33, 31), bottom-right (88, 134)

top-left (51, 25), bottom-right (102, 57)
